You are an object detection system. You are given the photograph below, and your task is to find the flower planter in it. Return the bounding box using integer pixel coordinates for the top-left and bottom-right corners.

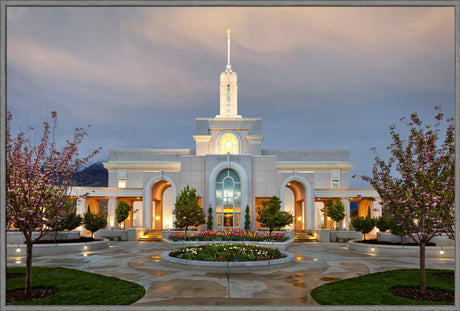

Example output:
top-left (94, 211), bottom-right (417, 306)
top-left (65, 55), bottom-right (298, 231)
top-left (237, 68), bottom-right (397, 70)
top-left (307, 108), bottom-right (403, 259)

top-left (7, 231), bottom-right (80, 244)
top-left (347, 239), bottom-right (454, 258)
top-left (161, 250), bottom-right (295, 272)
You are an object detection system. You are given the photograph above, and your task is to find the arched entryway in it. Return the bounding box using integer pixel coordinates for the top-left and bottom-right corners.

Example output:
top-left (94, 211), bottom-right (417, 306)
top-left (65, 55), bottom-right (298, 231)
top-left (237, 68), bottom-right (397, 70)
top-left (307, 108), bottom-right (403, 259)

top-left (280, 175), bottom-right (314, 231)
top-left (284, 181), bottom-right (305, 232)
top-left (151, 180), bottom-right (173, 231)
top-left (208, 161), bottom-right (249, 230)
top-left (143, 175), bottom-right (177, 231)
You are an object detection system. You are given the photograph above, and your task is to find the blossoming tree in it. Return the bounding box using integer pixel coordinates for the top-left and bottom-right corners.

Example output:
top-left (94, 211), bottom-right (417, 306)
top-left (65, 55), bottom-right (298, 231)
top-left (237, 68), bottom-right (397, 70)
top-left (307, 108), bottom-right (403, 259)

top-left (6, 111), bottom-right (100, 296)
top-left (361, 106), bottom-right (455, 294)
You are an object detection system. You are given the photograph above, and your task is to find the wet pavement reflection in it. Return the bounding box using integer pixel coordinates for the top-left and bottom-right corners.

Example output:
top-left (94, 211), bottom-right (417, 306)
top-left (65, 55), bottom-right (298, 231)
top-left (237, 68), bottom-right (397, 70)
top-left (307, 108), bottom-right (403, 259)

top-left (7, 241), bottom-right (455, 305)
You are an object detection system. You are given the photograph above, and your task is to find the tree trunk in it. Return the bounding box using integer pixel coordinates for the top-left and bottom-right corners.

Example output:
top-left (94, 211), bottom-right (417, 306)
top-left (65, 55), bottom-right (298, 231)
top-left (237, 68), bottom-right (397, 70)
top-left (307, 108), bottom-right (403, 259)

top-left (419, 242), bottom-right (427, 294)
top-left (25, 241), bottom-right (34, 297)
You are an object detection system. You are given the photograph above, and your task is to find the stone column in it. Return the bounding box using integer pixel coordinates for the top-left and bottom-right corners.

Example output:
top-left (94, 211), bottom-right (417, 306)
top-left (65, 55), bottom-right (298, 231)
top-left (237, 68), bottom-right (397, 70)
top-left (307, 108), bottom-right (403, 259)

top-left (341, 198), bottom-right (350, 230)
top-left (306, 194), bottom-right (315, 230)
top-left (76, 196), bottom-right (87, 216)
top-left (372, 199), bottom-right (382, 217)
top-left (108, 196), bottom-right (117, 229)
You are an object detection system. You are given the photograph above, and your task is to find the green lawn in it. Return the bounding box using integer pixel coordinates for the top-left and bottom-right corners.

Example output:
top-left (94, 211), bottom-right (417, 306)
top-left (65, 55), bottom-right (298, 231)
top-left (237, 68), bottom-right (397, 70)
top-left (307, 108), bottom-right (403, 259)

top-left (7, 267), bottom-right (145, 305)
top-left (311, 269), bottom-right (454, 305)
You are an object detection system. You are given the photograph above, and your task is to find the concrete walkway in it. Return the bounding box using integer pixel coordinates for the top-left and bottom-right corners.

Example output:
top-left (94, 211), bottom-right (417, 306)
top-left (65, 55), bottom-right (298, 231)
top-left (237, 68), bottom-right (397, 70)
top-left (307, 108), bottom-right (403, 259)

top-left (6, 241), bottom-right (455, 306)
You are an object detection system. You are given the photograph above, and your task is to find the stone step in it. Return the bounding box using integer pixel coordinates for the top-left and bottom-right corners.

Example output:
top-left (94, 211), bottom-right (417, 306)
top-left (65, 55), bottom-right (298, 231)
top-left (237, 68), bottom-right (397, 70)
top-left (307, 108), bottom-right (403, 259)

top-left (294, 233), bottom-right (318, 242)
top-left (139, 232), bottom-right (162, 242)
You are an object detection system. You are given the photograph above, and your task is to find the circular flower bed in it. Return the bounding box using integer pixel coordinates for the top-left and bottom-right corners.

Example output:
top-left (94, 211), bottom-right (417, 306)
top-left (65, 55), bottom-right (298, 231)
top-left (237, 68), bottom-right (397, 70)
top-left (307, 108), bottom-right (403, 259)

top-left (169, 243), bottom-right (286, 262)
top-left (168, 230), bottom-right (288, 242)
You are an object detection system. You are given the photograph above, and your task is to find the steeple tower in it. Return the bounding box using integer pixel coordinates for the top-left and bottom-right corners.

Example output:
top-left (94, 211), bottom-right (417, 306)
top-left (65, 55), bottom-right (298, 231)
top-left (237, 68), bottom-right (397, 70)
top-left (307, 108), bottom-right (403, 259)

top-left (216, 28), bottom-right (241, 118)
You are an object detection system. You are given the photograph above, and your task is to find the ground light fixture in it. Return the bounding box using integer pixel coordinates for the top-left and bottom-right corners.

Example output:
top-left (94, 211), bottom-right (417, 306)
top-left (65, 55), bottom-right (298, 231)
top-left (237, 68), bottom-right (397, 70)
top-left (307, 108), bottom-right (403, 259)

top-left (16, 245), bottom-right (21, 253)
top-left (440, 247), bottom-right (445, 255)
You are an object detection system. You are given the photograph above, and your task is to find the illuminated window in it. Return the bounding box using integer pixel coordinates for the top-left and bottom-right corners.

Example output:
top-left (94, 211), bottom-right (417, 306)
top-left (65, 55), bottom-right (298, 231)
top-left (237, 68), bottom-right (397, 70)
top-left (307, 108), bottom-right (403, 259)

top-left (118, 180), bottom-right (126, 188)
top-left (219, 133), bottom-right (239, 154)
top-left (215, 169), bottom-right (241, 229)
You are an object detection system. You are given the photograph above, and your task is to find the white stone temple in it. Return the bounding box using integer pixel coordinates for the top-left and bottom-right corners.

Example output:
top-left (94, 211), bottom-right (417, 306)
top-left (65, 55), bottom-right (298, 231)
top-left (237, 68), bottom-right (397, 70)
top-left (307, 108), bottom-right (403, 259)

top-left (72, 29), bottom-right (380, 237)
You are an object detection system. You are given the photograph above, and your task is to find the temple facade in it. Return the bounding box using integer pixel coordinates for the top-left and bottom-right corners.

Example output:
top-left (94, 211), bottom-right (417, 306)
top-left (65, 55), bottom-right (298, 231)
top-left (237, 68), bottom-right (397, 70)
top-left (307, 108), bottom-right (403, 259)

top-left (72, 29), bottom-right (380, 235)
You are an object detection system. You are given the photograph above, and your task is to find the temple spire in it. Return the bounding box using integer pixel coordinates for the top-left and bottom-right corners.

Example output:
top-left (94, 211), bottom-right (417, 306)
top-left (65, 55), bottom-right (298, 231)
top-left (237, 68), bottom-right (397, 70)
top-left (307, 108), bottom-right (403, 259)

top-left (217, 27), bottom-right (241, 118)
top-left (226, 28), bottom-right (232, 73)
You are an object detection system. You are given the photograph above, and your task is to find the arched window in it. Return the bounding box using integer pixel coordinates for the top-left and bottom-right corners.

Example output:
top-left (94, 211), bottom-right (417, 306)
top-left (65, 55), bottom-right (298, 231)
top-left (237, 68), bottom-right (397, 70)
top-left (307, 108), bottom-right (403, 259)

top-left (215, 169), bottom-right (241, 229)
top-left (219, 132), bottom-right (239, 154)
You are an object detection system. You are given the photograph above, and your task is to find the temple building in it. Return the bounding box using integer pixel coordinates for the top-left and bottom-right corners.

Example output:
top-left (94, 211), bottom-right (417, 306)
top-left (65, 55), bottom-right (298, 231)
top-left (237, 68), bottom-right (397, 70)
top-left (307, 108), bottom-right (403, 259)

top-left (72, 29), bottom-right (380, 236)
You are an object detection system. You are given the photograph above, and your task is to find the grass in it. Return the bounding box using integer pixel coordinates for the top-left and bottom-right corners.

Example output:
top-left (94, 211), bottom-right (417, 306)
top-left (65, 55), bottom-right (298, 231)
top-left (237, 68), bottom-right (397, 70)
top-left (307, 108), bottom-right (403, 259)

top-left (311, 269), bottom-right (454, 305)
top-left (7, 267), bottom-right (145, 305)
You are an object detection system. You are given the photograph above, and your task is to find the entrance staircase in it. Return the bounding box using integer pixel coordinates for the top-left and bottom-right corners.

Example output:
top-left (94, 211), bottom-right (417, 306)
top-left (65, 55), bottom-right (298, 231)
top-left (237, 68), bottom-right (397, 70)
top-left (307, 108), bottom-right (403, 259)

top-left (294, 232), bottom-right (318, 242)
top-left (139, 231), bottom-right (163, 242)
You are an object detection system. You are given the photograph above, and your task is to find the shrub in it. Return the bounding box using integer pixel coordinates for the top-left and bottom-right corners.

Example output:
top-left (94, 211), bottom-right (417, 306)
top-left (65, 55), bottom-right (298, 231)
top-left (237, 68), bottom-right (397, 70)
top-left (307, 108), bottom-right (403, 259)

top-left (206, 205), bottom-right (213, 231)
top-left (326, 199), bottom-right (345, 230)
top-left (389, 217), bottom-right (406, 245)
top-left (83, 207), bottom-right (107, 238)
top-left (116, 200), bottom-right (132, 228)
top-left (375, 216), bottom-right (392, 232)
top-left (256, 196), bottom-right (293, 237)
top-left (351, 216), bottom-right (375, 240)
top-left (173, 186), bottom-right (205, 236)
top-left (244, 205), bottom-right (251, 231)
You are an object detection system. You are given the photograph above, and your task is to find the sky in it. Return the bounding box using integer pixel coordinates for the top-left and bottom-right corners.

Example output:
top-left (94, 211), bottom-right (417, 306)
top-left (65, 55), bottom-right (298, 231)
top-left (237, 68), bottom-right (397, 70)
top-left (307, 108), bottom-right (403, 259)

top-left (6, 5), bottom-right (455, 188)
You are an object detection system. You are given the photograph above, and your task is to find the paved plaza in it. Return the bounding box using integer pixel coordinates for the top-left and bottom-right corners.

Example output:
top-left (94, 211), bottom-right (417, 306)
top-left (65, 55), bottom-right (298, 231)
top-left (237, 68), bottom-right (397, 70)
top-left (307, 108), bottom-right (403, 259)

top-left (6, 241), bottom-right (455, 306)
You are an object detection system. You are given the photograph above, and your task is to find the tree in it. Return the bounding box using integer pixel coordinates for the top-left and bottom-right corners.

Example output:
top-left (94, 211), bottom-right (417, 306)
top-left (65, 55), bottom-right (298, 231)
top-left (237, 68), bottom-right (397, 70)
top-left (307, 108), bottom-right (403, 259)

top-left (375, 215), bottom-right (392, 233)
top-left (350, 216), bottom-right (375, 240)
top-left (389, 217), bottom-right (406, 245)
top-left (256, 196), bottom-right (293, 239)
top-left (6, 111), bottom-right (100, 296)
top-left (244, 205), bottom-right (251, 231)
top-left (48, 201), bottom-right (83, 243)
top-left (173, 186), bottom-right (205, 236)
top-left (206, 205), bottom-right (213, 231)
top-left (83, 206), bottom-right (107, 238)
top-left (361, 106), bottom-right (455, 294)
top-left (115, 200), bottom-right (132, 228)
top-left (326, 199), bottom-right (345, 230)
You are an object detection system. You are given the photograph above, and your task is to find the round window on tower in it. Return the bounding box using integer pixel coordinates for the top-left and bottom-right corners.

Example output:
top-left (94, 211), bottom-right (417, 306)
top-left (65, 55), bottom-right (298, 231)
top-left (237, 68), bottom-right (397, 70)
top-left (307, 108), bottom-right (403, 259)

top-left (219, 133), bottom-right (239, 154)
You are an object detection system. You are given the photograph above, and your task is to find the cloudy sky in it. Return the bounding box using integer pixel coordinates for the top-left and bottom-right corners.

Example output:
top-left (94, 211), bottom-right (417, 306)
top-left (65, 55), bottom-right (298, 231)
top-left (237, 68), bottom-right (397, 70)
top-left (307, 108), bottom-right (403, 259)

top-left (6, 5), bottom-right (455, 188)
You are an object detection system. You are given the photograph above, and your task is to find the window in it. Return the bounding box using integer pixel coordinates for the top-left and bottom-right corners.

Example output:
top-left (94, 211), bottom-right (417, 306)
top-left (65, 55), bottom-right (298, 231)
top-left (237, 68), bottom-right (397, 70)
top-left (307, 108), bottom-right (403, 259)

top-left (219, 132), bottom-right (239, 154)
top-left (227, 84), bottom-right (231, 115)
top-left (118, 180), bottom-right (126, 188)
top-left (332, 179), bottom-right (339, 188)
top-left (215, 169), bottom-right (241, 229)
top-left (331, 170), bottom-right (340, 188)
